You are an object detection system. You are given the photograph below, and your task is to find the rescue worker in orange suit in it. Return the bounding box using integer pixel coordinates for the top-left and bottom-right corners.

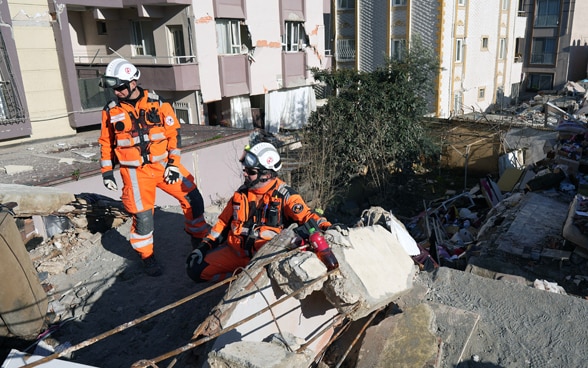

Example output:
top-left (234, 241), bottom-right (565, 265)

top-left (186, 142), bottom-right (332, 282)
top-left (98, 58), bottom-right (209, 277)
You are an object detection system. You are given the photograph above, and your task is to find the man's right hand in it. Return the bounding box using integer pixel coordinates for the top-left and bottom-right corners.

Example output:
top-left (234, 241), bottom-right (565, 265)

top-left (187, 238), bottom-right (213, 266)
top-left (102, 171), bottom-right (118, 191)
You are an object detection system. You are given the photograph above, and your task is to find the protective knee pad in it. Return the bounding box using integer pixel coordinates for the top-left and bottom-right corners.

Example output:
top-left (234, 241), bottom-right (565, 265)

top-left (186, 188), bottom-right (205, 217)
top-left (134, 210), bottom-right (154, 235)
top-left (186, 256), bottom-right (209, 283)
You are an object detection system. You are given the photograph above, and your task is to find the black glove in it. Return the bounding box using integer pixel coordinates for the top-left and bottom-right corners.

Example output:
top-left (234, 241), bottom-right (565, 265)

top-left (187, 238), bottom-right (213, 266)
top-left (164, 164), bottom-right (181, 184)
top-left (102, 170), bottom-right (118, 191)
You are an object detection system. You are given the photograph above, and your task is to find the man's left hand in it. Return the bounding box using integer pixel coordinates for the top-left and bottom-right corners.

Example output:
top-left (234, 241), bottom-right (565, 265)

top-left (164, 165), bottom-right (181, 184)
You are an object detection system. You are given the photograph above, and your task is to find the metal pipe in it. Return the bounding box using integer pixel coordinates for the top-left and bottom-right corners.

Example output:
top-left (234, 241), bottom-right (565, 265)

top-left (23, 243), bottom-right (310, 368)
top-left (21, 276), bottom-right (238, 368)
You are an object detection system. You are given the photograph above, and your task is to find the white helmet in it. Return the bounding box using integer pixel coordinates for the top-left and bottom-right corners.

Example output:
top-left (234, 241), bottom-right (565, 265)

top-left (241, 142), bottom-right (282, 172)
top-left (99, 58), bottom-right (141, 88)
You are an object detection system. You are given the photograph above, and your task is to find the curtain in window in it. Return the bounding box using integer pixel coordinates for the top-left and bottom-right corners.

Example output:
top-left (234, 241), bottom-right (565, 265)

top-left (265, 86), bottom-right (317, 133)
top-left (230, 95), bottom-right (253, 129)
top-left (216, 21), bottom-right (230, 54)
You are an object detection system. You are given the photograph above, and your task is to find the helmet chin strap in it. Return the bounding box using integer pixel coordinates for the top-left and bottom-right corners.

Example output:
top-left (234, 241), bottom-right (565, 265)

top-left (119, 83), bottom-right (137, 101)
top-left (245, 171), bottom-right (272, 188)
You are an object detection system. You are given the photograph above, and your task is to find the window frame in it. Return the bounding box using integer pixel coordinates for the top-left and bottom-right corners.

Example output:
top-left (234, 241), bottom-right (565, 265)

top-left (534, 0), bottom-right (560, 28)
top-left (499, 38), bottom-right (506, 59)
top-left (530, 37), bottom-right (556, 64)
top-left (131, 20), bottom-right (156, 57)
top-left (336, 38), bottom-right (356, 61)
top-left (481, 37), bottom-right (489, 50)
top-left (337, 0), bottom-right (355, 9)
top-left (282, 21), bottom-right (306, 52)
top-left (391, 39), bottom-right (406, 60)
top-left (216, 19), bottom-right (243, 55)
top-left (455, 38), bottom-right (464, 63)
top-left (393, 0), bottom-right (407, 6)
top-left (96, 21), bottom-right (107, 36)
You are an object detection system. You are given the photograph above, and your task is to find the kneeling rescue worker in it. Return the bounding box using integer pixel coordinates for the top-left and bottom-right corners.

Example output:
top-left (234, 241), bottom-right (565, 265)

top-left (98, 58), bottom-right (210, 277)
top-left (186, 142), bottom-right (332, 282)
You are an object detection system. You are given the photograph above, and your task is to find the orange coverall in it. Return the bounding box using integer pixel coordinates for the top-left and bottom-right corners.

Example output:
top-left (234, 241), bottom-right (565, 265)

top-left (98, 88), bottom-right (209, 259)
top-left (197, 177), bottom-right (331, 281)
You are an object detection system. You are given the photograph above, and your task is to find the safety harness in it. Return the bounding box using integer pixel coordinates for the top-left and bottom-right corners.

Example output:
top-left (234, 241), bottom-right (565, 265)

top-left (105, 91), bottom-right (163, 165)
top-left (240, 181), bottom-right (290, 257)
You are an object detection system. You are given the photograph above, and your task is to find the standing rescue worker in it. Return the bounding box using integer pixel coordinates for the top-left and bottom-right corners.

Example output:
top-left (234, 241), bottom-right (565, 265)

top-left (98, 58), bottom-right (209, 277)
top-left (186, 142), bottom-right (332, 282)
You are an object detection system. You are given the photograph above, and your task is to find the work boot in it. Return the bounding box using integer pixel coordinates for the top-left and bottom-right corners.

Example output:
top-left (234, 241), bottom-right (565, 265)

top-left (142, 255), bottom-right (163, 277)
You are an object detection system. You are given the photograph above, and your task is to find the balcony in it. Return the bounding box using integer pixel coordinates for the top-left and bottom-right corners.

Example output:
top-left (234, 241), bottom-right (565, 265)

top-left (122, 0), bottom-right (191, 5)
top-left (336, 39), bottom-right (356, 62)
top-left (218, 54), bottom-right (250, 97)
top-left (514, 14), bottom-right (527, 39)
top-left (282, 52), bottom-right (307, 88)
top-left (74, 54), bottom-right (199, 91)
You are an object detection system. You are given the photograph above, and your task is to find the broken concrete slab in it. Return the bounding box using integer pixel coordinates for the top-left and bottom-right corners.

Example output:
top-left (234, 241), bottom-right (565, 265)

top-left (356, 304), bottom-right (439, 368)
top-left (325, 225), bottom-right (417, 320)
top-left (208, 340), bottom-right (312, 368)
top-left (0, 184), bottom-right (75, 216)
top-left (495, 192), bottom-right (568, 257)
top-left (2, 165), bottom-right (33, 175)
top-left (268, 250), bottom-right (328, 299)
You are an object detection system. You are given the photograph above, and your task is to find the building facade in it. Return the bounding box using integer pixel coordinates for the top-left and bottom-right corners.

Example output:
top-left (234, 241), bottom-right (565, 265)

top-left (332, 0), bottom-right (527, 118)
top-left (0, 0), bottom-right (331, 144)
top-left (520, 0), bottom-right (588, 92)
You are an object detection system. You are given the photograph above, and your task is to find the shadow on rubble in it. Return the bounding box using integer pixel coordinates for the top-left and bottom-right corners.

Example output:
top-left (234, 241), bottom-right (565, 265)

top-left (45, 208), bottom-right (225, 368)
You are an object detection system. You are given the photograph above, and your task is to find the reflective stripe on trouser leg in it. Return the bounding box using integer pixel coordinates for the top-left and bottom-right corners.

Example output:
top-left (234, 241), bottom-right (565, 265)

top-left (120, 165), bottom-right (159, 214)
top-left (130, 209), bottom-right (155, 259)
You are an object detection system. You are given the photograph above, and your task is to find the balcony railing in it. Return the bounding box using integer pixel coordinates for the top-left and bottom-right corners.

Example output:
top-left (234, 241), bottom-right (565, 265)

top-left (73, 54), bottom-right (197, 65)
top-left (336, 39), bottom-right (356, 61)
top-left (531, 53), bottom-right (555, 65)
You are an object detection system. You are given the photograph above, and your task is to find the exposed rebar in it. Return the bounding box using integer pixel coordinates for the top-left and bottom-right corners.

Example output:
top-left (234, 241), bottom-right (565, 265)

top-left (133, 269), bottom-right (339, 368)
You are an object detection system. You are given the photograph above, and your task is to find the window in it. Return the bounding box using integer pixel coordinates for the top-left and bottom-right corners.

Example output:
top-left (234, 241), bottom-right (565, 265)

top-left (481, 37), bottom-right (489, 50)
top-left (478, 87), bottom-right (486, 100)
top-left (336, 39), bottom-right (356, 61)
top-left (455, 38), bottom-right (464, 62)
top-left (502, 0), bottom-right (509, 10)
top-left (168, 26), bottom-right (189, 64)
top-left (282, 21), bottom-right (307, 52)
top-left (131, 20), bottom-right (155, 56)
top-left (393, 0), bottom-right (407, 5)
top-left (499, 38), bottom-right (506, 59)
top-left (338, 0), bottom-right (355, 9)
top-left (391, 39), bottom-right (406, 60)
top-left (531, 37), bottom-right (556, 64)
top-left (173, 101), bottom-right (191, 124)
top-left (534, 0), bottom-right (559, 27)
top-left (458, 0), bottom-right (465, 5)
top-left (454, 92), bottom-right (463, 114)
top-left (216, 19), bottom-right (243, 54)
top-left (96, 21), bottom-right (107, 35)
top-left (527, 73), bottom-right (553, 91)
